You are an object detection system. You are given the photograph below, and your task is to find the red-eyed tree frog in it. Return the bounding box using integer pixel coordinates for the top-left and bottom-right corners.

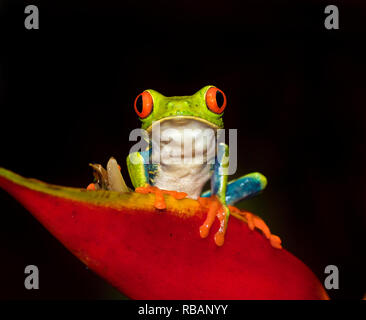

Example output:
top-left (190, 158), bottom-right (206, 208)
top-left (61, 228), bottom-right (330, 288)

top-left (87, 86), bottom-right (281, 248)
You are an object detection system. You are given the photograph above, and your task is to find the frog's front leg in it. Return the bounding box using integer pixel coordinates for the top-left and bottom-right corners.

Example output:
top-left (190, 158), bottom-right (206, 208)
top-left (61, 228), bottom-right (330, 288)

top-left (127, 151), bottom-right (187, 210)
top-left (201, 171), bottom-right (282, 249)
top-left (201, 172), bottom-right (268, 205)
top-left (198, 143), bottom-right (231, 246)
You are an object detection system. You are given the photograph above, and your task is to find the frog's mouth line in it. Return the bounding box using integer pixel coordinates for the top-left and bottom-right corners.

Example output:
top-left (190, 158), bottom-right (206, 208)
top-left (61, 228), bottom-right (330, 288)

top-left (145, 116), bottom-right (220, 133)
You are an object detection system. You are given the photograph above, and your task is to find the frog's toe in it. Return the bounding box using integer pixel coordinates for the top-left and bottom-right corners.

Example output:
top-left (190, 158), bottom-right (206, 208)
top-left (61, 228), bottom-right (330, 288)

top-left (228, 205), bottom-right (282, 249)
top-left (270, 234), bottom-right (282, 249)
top-left (135, 185), bottom-right (187, 210)
top-left (135, 185), bottom-right (166, 209)
top-left (198, 196), bottom-right (229, 246)
top-left (86, 183), bottom-right (96, 190)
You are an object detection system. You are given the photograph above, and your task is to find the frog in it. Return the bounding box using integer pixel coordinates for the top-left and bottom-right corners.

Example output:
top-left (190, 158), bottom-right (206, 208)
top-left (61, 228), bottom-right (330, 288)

top-left (87, 86), bottom-right (281, 249)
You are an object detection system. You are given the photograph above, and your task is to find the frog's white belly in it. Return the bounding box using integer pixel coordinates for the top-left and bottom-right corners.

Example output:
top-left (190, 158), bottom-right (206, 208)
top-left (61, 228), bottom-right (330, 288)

top-left (153, 163), bottom-right (212, 199)
top-left (150, 117), bottom-right (217, 199)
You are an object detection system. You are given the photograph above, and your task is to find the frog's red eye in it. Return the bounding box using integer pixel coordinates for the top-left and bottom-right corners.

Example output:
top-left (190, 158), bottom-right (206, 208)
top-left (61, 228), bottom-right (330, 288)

top-left (205, 87), bottom-right (227, 114)
top-left (134, 91), bottom-right (153, 118)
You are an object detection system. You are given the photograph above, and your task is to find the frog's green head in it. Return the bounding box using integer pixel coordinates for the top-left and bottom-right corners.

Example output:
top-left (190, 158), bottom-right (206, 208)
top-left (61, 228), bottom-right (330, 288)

top-left (133, 85), bottom-right (226, 131)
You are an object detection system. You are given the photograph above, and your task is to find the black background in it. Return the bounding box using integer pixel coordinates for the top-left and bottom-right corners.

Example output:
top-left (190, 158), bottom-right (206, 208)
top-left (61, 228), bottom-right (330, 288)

top-left (0, 0), bottom-right (365, 300)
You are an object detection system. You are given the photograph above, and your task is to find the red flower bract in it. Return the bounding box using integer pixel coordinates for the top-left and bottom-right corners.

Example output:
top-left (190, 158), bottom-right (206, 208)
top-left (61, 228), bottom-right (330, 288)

top-left (0, 168), bottom-right (328, 300)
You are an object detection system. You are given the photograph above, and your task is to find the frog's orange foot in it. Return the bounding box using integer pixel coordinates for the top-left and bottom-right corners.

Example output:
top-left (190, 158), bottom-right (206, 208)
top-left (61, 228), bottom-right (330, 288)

top-left (198, 196), bottom-right (228, 247)
top-left (228, 205), bottom-right (282, 249)
top-left (135, 185), bottom-right (187, 210)
top-left (86, 183), bottom-right (96, 190)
